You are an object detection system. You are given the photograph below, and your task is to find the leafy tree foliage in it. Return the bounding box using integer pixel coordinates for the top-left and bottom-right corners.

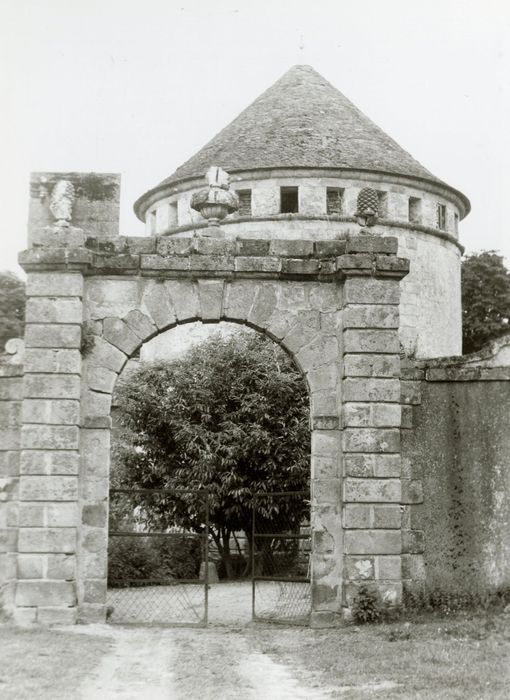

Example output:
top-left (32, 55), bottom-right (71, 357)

top-left (112, 331), bottom-right (310, 577)
top-left (462, 251), bottom-right (510, 354)
top-left (0, 271), bottom-right (25, 350)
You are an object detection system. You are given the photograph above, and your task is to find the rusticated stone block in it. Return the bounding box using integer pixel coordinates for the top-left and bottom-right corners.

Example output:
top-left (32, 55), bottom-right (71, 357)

top-left (234, 255), bottom-right (280, 273)
top-left (19, 476), bottom-right (78, 502)
top-left (281, 258), bottom-right (320, 275)
top-left (402, 529), bottom-right (425, 554)
top-left (37, 607), bottom-right (77, 625)
top-left (400, 380), bottom-right (422, 405)
top-left (343, 453), bottom-right (401, 478)
top-left (343, 277), bottom-right (400, 305)
top-left (197, 280), bottom-right (224, 321)
top-left (345, 555), bottom-right (375, 580)
top-left (22, 400), bottom-right (80, 425)
top-left (344, 529), bottom-right (401, 555)
top-left (344, 503), bottom-right (402, 530)
top-left (344, 329), bottom-right (400, 354)
top-left (311, 391), bottom-right (337, 417)
top-left (314, 240), bottom-right (347, 258)
top-left (16, 580), bottom-right (76, 607)
top-left (311, 455), bottom-right (340, 479)
top-left (80, 429), bottom-right (110, 478)
top-left (311, 478), bottom-right (341, 507)
top-left (372, 505), bottom-right (402, 529)
top-left (25, 298), bottom-right (82, 325)
top-left (25, 349), bottom-right (81, 374)
top-left (77, 604), bottom-right (107, 624)
top-left (235, 239), bottom-right (270, 256)
top-left (12, 607), bottom-right (37, 624)
top-left (269, 240), bottom-right (314, 258)
top-left (343, 504), bottom-right (371, 529)
top-left (24, 375), bottom-right (80, 400)
top-left (87, 337), bottom-right (126, 373)
top-left (223, 281), bottom-right (256, 320)
top-left (265, 309), bottom-right (297, 341)
top-left (342, 428), bottom-right (400, 453)
top-left (18, 527), bottom-right (76, 553)
top-left (156, 237), bottom-right (193, 256)
top-left (309, 284), bottom-right (339, 312)
top-left (84, 578), bottom-right (107, 604)
top-left (307, 364), bottom-right (339, 393)
top-left (343, 304), bottom-right (399, 329)
top-left (123, 309), bottom-right (157, 340)
top-left (297, 335), bottom-right (339, 372)
top-left (20, 450), bottom-right (79, 475)
top-left (401, 478), bottom-right (424, 504)
top-left (376, 555), bottom-right (402, 579)
top-left (26, 272), bottom-right (83, 298)
top-left (343, 403), bottom-right (401, 428)
top-left (345, 236), bottom-right (398, 255)
top-left (188, 254), bottom-right (234, 272)
top-left (248, 284), bottom-right (278, 327)
top-left (0, 429), bottom-right (20, 450)
top-left (82, 504), bottom-right (107, 527)
top-left (343, 377), bottom-right (400, 403)
top-left (343, 478), bottom-right (401, 503)
top-left (402, 553), bottom-right (426, 580)
top-left (102, 318), bottom-right (140, 355)
top-left (25, 324), bottom-right (81, 349)
top-left (165, 280), bottom-right (200, 322)
top-left (17, 554), bottom-right (44, 579)
top-left (0, 378), bottom-right (23, 400)
top-left (84, 365), bottom-right (116, 394)
top-left (21, 425), bottom-right (79, 451)
top-left (343, 353), bottom-right (400, 378)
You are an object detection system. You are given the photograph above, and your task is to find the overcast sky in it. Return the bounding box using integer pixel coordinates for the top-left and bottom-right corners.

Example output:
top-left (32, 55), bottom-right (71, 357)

top-left (1, 0), bottom-right (509, 276)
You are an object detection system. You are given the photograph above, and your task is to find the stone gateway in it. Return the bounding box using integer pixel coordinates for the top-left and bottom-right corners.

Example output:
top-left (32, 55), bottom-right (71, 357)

top-left (0, 65), bottom-right (508, 626)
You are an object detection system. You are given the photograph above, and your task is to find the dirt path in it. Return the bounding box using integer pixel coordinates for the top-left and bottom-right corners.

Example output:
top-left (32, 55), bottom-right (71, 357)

top-left (77, 623), bottom-right (327, 699)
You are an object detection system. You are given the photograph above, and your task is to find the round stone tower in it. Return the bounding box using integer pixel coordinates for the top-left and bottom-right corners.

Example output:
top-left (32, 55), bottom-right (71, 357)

top-left (134, 65), bottom-right (470, 358)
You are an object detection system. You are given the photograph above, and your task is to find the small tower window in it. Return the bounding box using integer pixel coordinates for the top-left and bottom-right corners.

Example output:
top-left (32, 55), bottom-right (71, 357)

top-left (167, 202), bottom-right (178, 227)
top-left (326, 188), bottom-right (345, 215)
top-left (408, 197), bottom-right (422, 224)
top-left (236, 189), bottom-right (252, 216)
top-left (280, 186), bottom-right (299, 214)
top-left (436, 204), bottom-right (447, 231)
top-left (377, 191), bottom-right (388, 218)
top-left (454, 213), bottom-right (459, 234)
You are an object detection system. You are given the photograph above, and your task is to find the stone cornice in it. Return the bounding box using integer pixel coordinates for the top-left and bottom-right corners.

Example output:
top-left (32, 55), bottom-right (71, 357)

top-left (19, 235), bottom-right (409, 282)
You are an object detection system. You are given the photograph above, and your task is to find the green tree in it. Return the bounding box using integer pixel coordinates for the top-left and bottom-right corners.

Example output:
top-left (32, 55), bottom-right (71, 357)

top-left (112, 331), bottom-right (310, 578)
top-left (0, 271), bottom-right (26, 351)
top-left (461, 251), bottom-right (510, 354)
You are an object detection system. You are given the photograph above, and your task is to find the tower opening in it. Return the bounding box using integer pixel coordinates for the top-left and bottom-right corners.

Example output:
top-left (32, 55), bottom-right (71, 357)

top-left (280, 186), bottom-right (299, 213)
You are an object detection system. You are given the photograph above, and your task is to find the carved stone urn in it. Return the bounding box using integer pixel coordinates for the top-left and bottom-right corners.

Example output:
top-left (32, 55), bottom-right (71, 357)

top-left (191, 166), bottom-right (239, 229)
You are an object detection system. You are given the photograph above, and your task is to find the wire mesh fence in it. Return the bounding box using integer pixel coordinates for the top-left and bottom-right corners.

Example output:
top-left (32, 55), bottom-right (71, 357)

top-left (107, 488), bottom-right (209, 626)
top-left (252, 491), bottom-right (311, 624)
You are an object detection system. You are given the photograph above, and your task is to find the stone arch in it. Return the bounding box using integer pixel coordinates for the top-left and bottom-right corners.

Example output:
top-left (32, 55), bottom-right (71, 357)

top-left (78, 276), bottom-right (343, 623)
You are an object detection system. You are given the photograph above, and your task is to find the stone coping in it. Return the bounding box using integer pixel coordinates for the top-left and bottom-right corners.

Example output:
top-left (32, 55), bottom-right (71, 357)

top-left (19, 234), bottom-right (409, 281)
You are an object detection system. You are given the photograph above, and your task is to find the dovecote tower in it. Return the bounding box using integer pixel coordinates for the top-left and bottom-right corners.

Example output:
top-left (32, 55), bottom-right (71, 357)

top-left (134, 65), bottom-right (469, 358)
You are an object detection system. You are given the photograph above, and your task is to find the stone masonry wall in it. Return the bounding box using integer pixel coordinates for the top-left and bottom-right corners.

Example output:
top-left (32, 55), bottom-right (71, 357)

top-left (0, 364), bottom-right (22, 614)
top-left (401, 348), bottom-right (510, 596)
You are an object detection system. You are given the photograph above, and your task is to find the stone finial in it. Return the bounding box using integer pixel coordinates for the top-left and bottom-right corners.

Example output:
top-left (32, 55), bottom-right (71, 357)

top-left (355, 187), bottom-right (378, 229)
top-left (191, 166), bottom-right (239, 229)
top-left (4, 337), bottom-right (25, 364)
top-left (49, 179), bottom-right (75, 226)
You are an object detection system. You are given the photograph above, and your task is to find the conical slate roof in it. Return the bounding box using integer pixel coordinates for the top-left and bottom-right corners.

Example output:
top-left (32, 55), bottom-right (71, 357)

top-left (160, 65), bottom-right (442, 187)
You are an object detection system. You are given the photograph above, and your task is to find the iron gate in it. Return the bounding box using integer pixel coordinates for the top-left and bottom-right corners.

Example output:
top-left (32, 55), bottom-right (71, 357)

top-left (107, 487), bottom-right (209, 626)
top-left (251, 490), bottom-right (311, 625)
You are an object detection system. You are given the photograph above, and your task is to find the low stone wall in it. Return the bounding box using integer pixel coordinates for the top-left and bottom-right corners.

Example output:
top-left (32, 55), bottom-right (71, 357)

top-left (0, 363), bottom-right (22, 613)
top-left (401, 339), bottom-right (510, 596)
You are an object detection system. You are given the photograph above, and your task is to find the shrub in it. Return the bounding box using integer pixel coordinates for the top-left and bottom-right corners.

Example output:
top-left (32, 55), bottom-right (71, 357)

top-left (108, 533), bottom-right (202, 588)
top-left (351, 585), bottom-right (383, 624)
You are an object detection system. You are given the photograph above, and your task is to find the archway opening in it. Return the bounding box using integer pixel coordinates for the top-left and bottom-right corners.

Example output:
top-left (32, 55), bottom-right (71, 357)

top-left (106, 321), bottom-right (311, 626)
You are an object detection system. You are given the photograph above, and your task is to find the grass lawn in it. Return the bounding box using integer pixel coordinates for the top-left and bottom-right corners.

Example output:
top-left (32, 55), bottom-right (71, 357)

top-left (0, 625), bottom-right (113, 700)
top-left (255, 609), bottom-right (510, 698)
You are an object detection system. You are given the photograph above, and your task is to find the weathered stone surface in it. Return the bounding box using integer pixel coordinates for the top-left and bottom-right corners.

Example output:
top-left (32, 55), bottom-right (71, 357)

top-left (19, 476), bottom-right (78, 502)
top-left (311, 430), bottom-right (340, 458)
top-left (377, 555), bottom-right (402, 579)
top-left (24, 375), bottom-right (81, 400)
top-left (80, 429), bottom-right (110, 479)
top-left (400, 380), bottom-right (422, 405)
top-left (26, 272), bottom-right (83, 298)
top-left (24, 349), bottom-right (81, 374)
top-left (21, 425), bottom-right (79, 451)
top-left (37, 607), bottom-right (77, 625)
top-left (343, 353), bottom-right (400, 378)
top-left (311, 455), bottom-right (340, 479)
top-left (401, 479), bottom-right (424, 504)
top-left (344, 530), bottom-right (401, 555)
top-left (297, 335), bottom-right (339, 372)
top-left (345, 236), bottom-right (398, 255)
top-left (343, 378), bottom-right (400, 403)
top-left (343, 504), bottom-right (371, 529)
top-left (343, 478), bottom-right (401, 503)
top-left (223, 281), bottom-right (256, 320)
top-left (343, 402), bottom-right (401, 428)
top-left (197, 279), bottom-right (224, 321)
top-left (234, 256), bottom-right (281, 273)
top-left (310, 390), bottom-right (337, 416)
top-left (123, 309), bottom-right (157, 340)
top-left (84, 365), bottom-right (117, 394)
top-left (140, 281), bottom-right (177, 330)
top-left (83, 578), bottom-right (106, 604)
top-left (23, 399), bottom-right (80, 425)
top-left (24, 324), bottom-right (81, 349)
top-left (342, 428), bottom-right (400, 453)
top-left (102, 318), bottom-right (140, 355)
top-left (343, 304), bottom-right (399, 329)
top-left (307, 364), bottom-right (339, 393)
top-left (345, 555), bottom-right (375, 580)
top-left (17, 554), bottom-right (44, 579)
top-left (87, 337), bottom-right (126, 373)
top-left (16, 581), bottom-right (76, 607)
top-left (402, 529), bottom-right (425, 554)
top-left (20, 450), bottom-right (79, 475)
top-left (344, 329), bottom-right (400, 354)
top-left (82, 504), bottom-right (107, 528)
top-left (25, 298), bottom-right (82, 324)
top-left (17, 527), bottom-right (76, 553)
top-left (401, 553), bottom-right (426, 580)
top-left (343, 277), bottom-right (400, 305)
top-left (165, 280), bottom-right (200, 322)
top-left (269, 240), bottom-right (314, 258)
top-left (248, 284), bottom-right (278, 327)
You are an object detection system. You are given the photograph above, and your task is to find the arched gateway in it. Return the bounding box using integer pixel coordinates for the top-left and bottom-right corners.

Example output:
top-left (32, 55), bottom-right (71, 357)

top-left (3, 169), bottom-right (409, 626)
